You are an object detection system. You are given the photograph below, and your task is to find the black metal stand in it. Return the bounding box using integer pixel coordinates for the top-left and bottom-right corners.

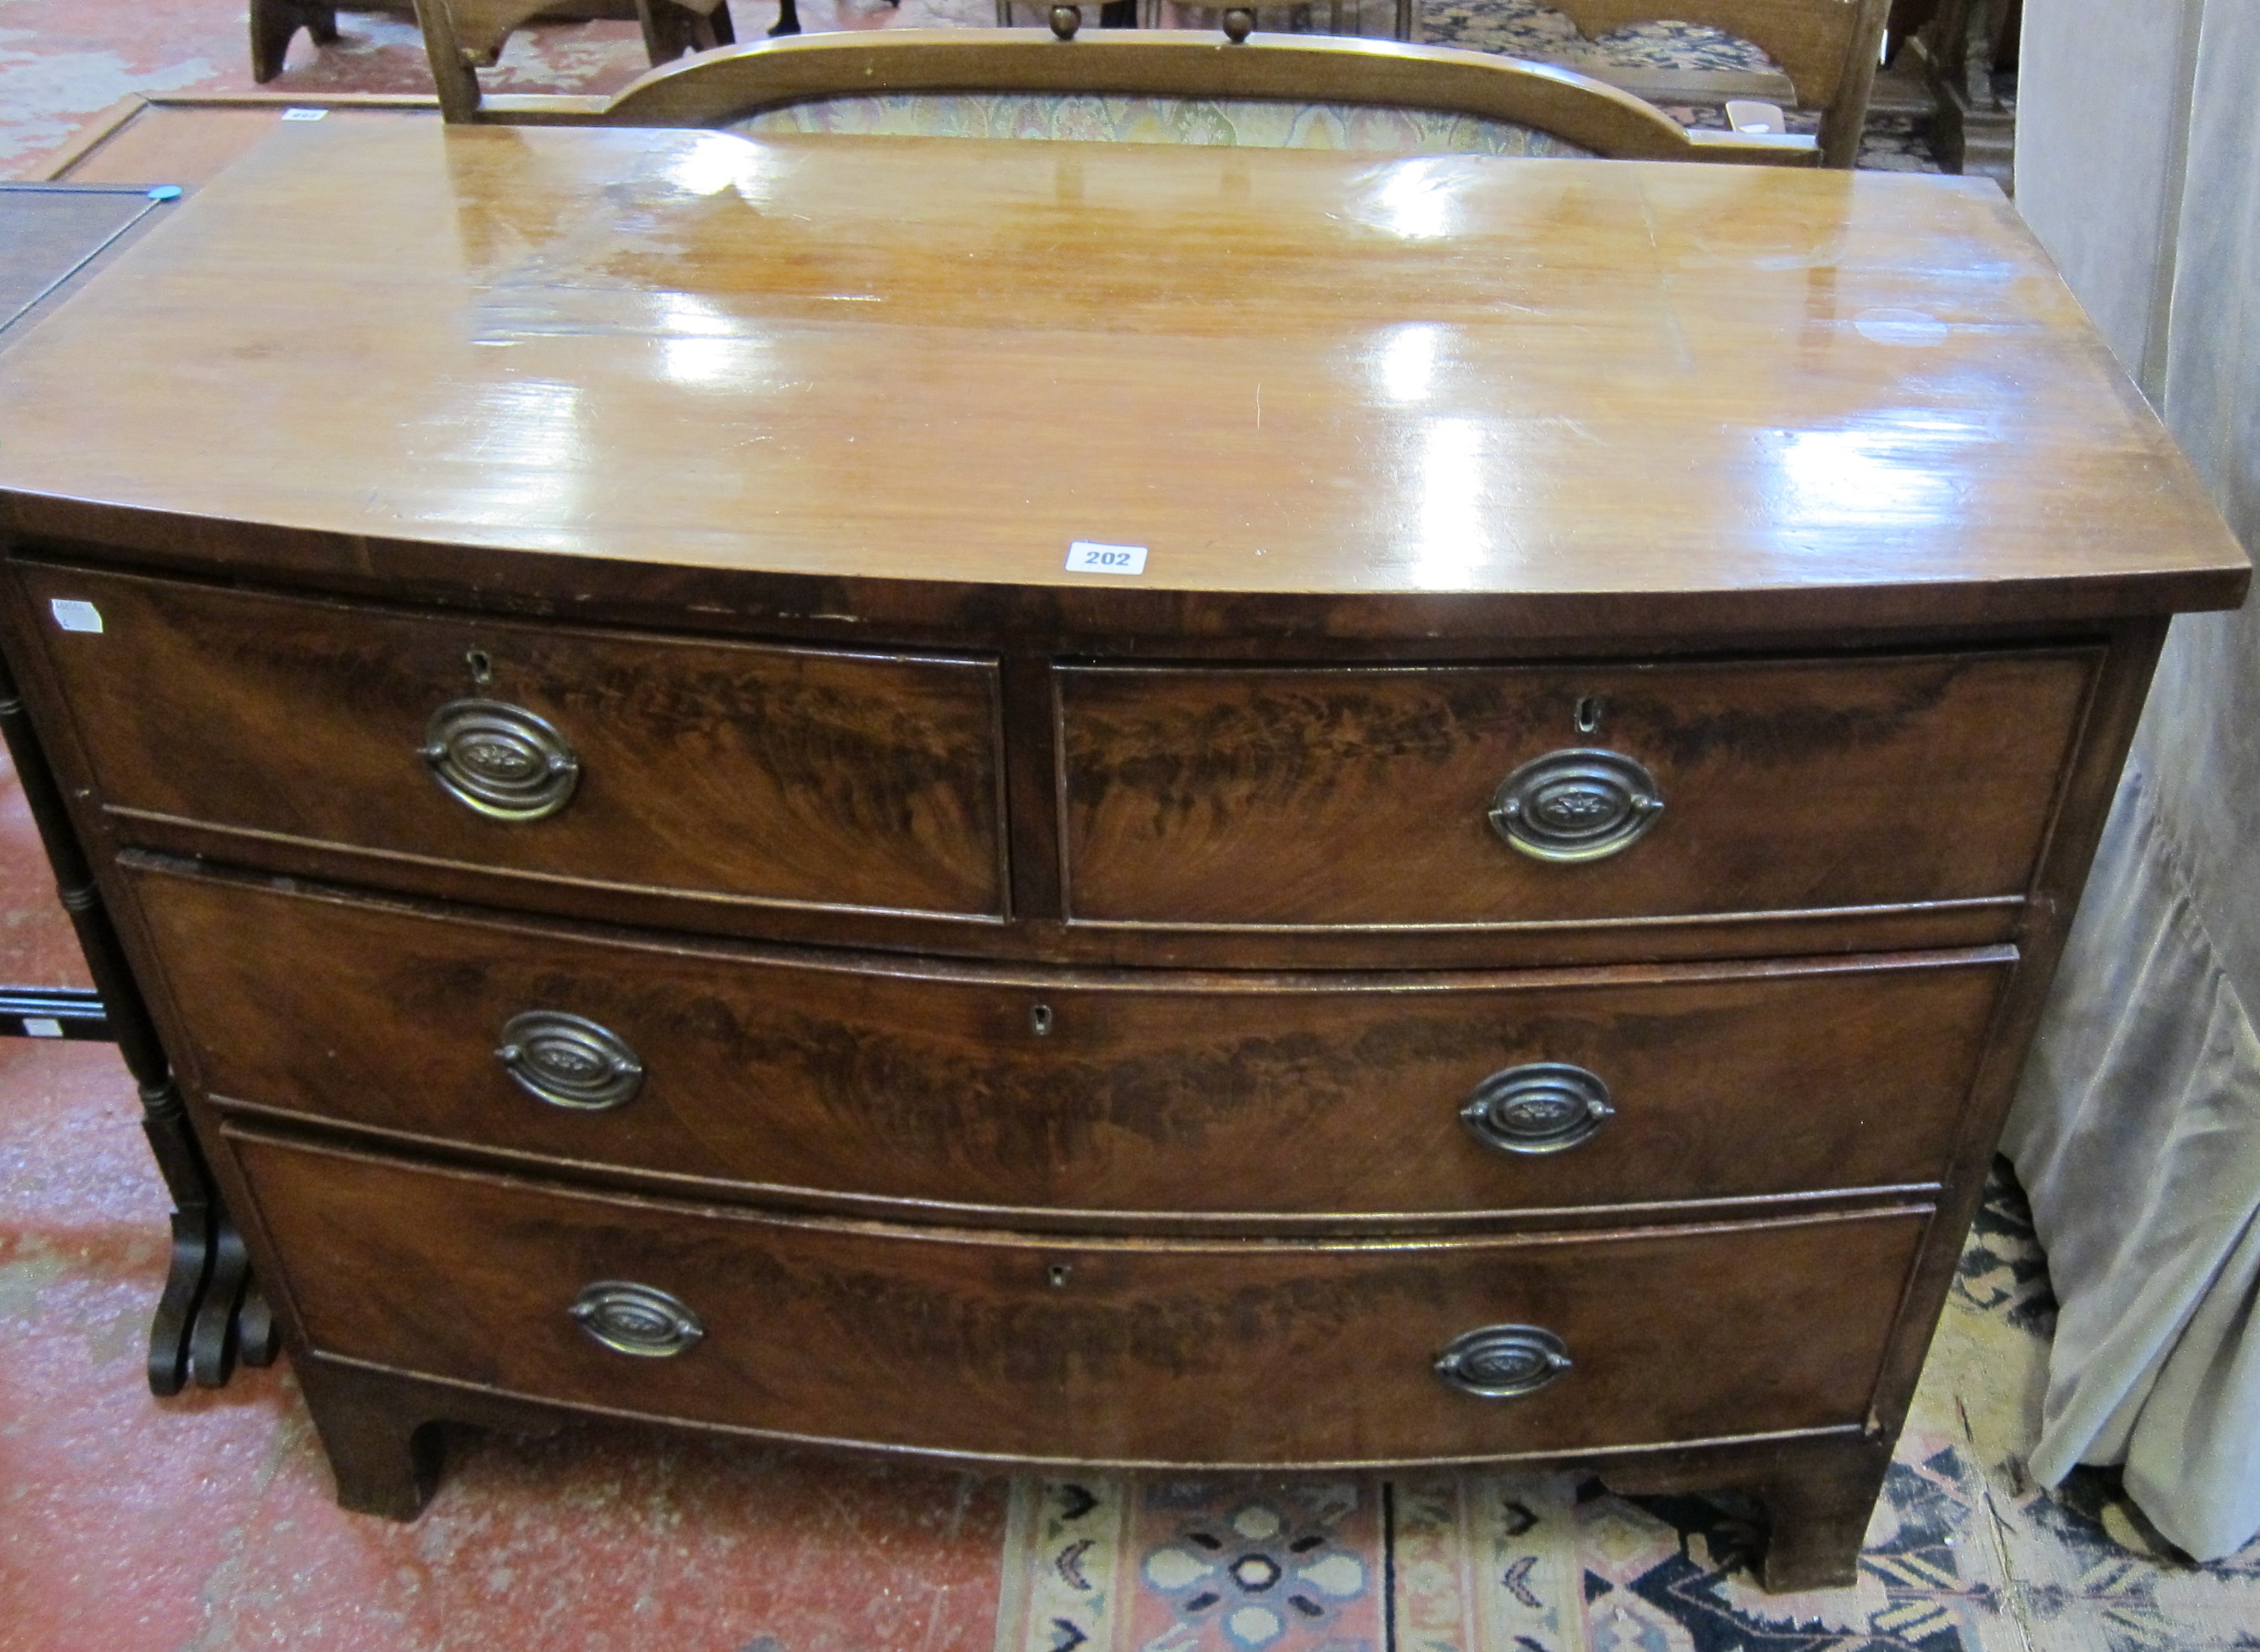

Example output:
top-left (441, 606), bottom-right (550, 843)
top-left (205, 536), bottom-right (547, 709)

top-left (0, 645), bottom-right (277, 1394)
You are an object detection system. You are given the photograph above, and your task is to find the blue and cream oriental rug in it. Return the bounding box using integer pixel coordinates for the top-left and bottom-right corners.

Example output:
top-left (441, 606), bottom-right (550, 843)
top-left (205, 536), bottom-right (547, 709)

top-left (991, 1167), bottom-right (2260, 1652)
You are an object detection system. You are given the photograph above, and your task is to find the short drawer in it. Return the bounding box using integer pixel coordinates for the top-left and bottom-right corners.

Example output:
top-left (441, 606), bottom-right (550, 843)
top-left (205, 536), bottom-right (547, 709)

top-left (1057, 653), bottom-right (2095, 928)
top-left (141, 863), bottom-right (2006, 1224)
top-left (19, 562), bottom-right (1005, 919)
top-left (232, 1130), bottom-right (1929, 1466)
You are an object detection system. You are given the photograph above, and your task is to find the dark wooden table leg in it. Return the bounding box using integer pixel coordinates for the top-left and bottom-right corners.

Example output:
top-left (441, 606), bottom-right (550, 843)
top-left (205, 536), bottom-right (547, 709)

top-left (0, 641), bottom-right (267, 1394)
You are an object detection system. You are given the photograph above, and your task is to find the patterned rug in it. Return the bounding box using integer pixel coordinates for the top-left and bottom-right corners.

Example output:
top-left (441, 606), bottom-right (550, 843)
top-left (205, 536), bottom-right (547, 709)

top-left (1, 0), bottom-right (1940, 179)
top-left (990, 1165), bottom-right (2260, 1652)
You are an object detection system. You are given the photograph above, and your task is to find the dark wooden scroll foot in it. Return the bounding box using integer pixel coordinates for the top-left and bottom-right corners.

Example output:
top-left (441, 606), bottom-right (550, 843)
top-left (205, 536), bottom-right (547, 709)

top-left (188, 1215), bottom-right (253, 1388)
top-left (296, 1361), bottom-right (453, 1521)
top-left (147, 1208), bottom-right (213, 1398)
top-left (768, 0), bottom-right (802, 37)
top-left (147, 1208), bottom-right (278, 1394)
top-left (249, 0), bottom-right (340, 83)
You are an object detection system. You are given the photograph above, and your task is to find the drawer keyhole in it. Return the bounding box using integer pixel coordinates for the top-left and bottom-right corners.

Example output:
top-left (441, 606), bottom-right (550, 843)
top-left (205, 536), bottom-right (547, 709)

top-left (1030, 1004), bottom-right (1054, 1037)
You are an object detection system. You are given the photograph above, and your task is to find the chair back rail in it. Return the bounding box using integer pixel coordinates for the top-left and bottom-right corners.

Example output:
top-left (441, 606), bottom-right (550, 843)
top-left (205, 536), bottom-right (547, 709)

top-left (1168, 0), bottom-right (1881, 165)
top-left (473, 27), bottom-right (1816, 165)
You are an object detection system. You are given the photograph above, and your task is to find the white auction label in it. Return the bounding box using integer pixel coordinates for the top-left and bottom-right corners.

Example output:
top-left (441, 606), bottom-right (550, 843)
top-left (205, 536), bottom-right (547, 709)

top-left (282, 108), bottom-right (328, 121)
top-left (49, 598), bottom-right (104, 633)
top-left (23, 1019), bottom-right (62, 1038)
top-left (1064, 542), bottom-right (1148, 576)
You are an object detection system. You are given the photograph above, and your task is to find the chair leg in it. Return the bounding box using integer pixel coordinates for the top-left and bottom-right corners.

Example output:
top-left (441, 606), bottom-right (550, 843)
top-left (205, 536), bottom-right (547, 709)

top-left (637, 0), bottom-right (688, 62)
top-left (707, 1), bottom-right (736, 46)
top-left (410, 0), bottom-right (485, 121)
top-left (769, 0), bottom-right (802, 36)
top-left (249, 0), bottom-right (337, 82)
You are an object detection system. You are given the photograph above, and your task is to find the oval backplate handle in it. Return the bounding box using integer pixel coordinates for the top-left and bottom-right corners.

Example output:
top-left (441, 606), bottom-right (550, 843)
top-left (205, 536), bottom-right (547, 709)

top-left (1434, 1324), bottom-right (1572, 1399)
top-left (1461, 1062), bottom-right (1614, 1156)
top-left (496, 1010), bottom-right (645, 1112)
top-left (420, 697), bottom-right (580, 822)
top-left (569, 1280), bottom-right (704, 1357)
top-left (1489, 748), bottom-right (1663, 863)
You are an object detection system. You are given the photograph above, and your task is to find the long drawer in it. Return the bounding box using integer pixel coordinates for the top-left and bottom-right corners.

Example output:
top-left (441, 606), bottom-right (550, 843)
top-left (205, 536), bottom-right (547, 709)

top-left (1058, 653), bottom-right (2095, 928)
top-left (16, 561), bottom-right (1007, 919)
top-left (139, 862), bottom-right (2006, 1223)
top-left (232, 1128), bottom-right (1930, 1466)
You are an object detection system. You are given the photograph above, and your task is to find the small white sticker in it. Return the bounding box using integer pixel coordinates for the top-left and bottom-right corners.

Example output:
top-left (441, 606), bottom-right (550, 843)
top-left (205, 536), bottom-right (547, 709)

top-left (23, 1018), bottom-right (63, 1038)
top-left (282, 107), bottom-right (328, 121)
top-left (1065, 541), bottom-right (1148, 576)
top-left (49, 598), bottom-right (104, 633)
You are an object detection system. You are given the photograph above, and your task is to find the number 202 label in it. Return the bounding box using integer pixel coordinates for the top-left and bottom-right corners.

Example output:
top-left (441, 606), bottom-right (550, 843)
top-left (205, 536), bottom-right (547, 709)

top-left (1064, 541), bottom-right (1149, 576)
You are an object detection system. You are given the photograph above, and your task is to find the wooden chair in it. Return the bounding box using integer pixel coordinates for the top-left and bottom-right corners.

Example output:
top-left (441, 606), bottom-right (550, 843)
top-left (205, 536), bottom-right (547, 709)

top-left (444, 10), bottom-right (1820, 165)
top-left (1157, 0), bottom-right (1886, 167)
top-left (409, 0), bottom-right (745, 122)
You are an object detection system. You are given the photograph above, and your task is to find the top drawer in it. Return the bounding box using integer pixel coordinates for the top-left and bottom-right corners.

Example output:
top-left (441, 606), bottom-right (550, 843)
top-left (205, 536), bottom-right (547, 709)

top-left (1059, 652), bottom-right (2095, 929)
top-left (16, 563), bottom-right (1006, 920)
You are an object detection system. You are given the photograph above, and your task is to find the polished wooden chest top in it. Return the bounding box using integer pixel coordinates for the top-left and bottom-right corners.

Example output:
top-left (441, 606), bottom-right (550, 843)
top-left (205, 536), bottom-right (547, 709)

top-left (0, 119), bottom-right (2244, 1594)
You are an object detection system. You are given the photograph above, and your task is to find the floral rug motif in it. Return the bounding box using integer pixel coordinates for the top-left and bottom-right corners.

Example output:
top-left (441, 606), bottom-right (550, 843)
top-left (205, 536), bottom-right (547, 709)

top-left (993, 1165), bottom-right (2260, 1652)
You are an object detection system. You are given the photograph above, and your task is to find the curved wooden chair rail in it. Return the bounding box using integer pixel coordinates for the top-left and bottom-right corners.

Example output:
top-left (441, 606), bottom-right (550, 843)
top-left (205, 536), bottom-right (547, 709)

top-left (1125, 0), bottom-right (1885, 167)
top-left (468, 25), bottom-right (1818, 165)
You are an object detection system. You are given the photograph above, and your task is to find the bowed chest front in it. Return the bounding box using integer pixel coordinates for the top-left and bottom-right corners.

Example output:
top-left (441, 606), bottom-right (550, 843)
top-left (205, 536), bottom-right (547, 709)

top-left (0, 119), bottom-right (2244, 1592)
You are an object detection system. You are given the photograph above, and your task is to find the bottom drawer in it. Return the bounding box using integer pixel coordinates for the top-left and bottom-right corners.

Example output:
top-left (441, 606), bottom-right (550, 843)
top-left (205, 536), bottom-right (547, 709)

top-left (233, 1130), bottom-right (1930, 1467)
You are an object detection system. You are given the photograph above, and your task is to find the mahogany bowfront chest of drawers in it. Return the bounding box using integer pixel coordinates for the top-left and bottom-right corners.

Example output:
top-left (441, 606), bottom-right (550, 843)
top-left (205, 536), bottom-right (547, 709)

top-left (0, 121), bottom-right (2244, 1592)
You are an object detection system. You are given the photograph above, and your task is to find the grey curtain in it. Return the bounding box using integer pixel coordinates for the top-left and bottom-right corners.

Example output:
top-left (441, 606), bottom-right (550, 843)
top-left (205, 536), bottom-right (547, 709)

top-left (2005, 0), bottom-right (2260, 1562)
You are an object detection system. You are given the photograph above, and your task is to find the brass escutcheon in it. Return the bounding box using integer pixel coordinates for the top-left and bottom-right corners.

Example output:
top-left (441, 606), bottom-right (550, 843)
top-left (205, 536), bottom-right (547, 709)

top-left (1489, 747), bottom-right (1663, 863)
top-left (1434, 1324), bottom-right (1572, 1399)
top-left (569, 1281), bottom-right (704, 1357)
top-left (420, 698), bottom-right (580, 822)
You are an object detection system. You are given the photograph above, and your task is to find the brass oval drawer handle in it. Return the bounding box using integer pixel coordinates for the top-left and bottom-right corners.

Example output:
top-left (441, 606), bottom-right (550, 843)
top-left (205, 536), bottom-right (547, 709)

top-left (1461, 1062), bottom-right (1614, 1155)
top-left (420, 698), bottom-right (580, 822)
top-left (570, 1281), bottom-right (704, 1357)
top-left (496, 1010), bottom-right (645, 1111)
top-left (1434, 1325), bottom-right (1572, 1399)
top-left (1489, 748), bottom-right (1663, 863)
